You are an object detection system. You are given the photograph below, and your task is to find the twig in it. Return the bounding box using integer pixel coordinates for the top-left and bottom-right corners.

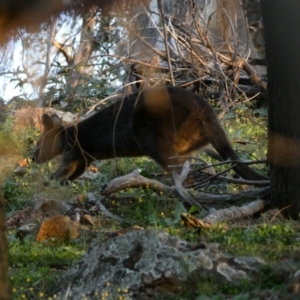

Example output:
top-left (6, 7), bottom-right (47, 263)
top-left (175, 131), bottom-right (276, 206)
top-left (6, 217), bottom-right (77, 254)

top-left (157, 0), bottom-right (174, 85)
top-left (168, 157), bottom-right (269, 187)
top-left (102, 169), bottom-right (174, 195)
top-left (172, 161), bottom-right (204, 209)
top-left (270, 205), bottom-right (292, 222)
top-left (86, 192), bottom-right (123, 223)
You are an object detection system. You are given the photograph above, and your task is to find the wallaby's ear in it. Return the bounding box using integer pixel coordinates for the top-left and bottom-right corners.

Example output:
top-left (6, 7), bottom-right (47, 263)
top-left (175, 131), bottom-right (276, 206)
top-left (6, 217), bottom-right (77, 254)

top-left (41, 114), bottom-right (54, 131)
top-left (50, 114), bottom-right (62, 125)
top-left (41, 114), bottom-right (62, 131)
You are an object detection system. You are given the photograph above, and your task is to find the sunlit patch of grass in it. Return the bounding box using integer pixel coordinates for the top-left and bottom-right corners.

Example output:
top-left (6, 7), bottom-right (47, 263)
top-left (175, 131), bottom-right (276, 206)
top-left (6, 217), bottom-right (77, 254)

top-left (223, 104), bottom-right (267, 162)
top-left (194, 221), bottom-right (300, 262)
top-left (103, 187), bottom-right (176, 229)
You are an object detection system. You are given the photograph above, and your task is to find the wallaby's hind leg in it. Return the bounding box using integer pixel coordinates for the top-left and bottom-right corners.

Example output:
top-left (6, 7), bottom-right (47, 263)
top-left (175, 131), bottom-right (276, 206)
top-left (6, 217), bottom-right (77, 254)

top-left (208, 129), bottom-right (267, 181)
top-left (145, 145), bottom-right (187, 174)
top-left (133, 130), bottom-right (186, 173)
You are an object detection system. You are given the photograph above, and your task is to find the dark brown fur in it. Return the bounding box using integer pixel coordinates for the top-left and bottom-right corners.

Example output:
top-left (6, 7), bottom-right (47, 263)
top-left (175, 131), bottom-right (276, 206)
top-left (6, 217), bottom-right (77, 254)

top-left (32, 86), bottom-right (266, 182)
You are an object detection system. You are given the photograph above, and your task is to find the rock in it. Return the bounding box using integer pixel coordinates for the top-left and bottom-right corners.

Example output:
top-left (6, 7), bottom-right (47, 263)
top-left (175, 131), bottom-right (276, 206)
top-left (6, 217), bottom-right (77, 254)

top-left (6, 207), bottom-right (43, 230)
top-left (36, 200), bottom-right (69, 217)
top-left (59, 229), bottom-right (265, 299)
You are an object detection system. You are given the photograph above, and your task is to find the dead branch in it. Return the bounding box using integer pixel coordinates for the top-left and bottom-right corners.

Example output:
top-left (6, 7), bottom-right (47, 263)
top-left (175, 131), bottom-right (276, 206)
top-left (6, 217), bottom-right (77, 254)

top-left (191, 169), bottom-right (269, 188)
top-left (86, 192), bottom-right (123, 223)
top-left (192, 187), bottom-right (270, 208)
top-left (169, 157), bottom-right (269, 187)
top-left (180, 198), bottom-right (267, 227)
top-left (102, 169), bottom-right (270, 210)
top-left (53, 40), bottom-right (73, 64)
top-left (180, 213), bottom-right (212, 229)
top-left (102, 169), bottom-right (174, 195)
top-left (243, 60), bottom-right (267, 91)
top-left (172, 161), bottom-right (205, 209)
top-left (134, 32), bottom-right (167, 59)
top-left (157, 0), bottom-right (175, 86)
top-left (203, 199), bottom-right (267, 224)
top-left (208, 175), bottom-right (268, 185)
top-left (126, 5), bottom-right (266, 106)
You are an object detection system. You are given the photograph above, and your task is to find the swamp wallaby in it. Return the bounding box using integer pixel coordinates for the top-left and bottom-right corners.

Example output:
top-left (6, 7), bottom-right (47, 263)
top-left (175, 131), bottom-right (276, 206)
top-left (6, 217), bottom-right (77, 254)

top-left (32, 86), bottom-right (266, 182)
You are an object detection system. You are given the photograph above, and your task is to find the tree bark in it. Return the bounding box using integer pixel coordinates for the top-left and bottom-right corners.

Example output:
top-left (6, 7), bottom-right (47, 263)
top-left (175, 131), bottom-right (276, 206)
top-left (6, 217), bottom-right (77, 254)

top-left (53, 6), bottom-right (97, 97)
top-left (73, 7), bottom-right (96, 75)
top-left (37, 16), bottom-right (58, 107)
top-left (261, 0), bottom-right (300, 219)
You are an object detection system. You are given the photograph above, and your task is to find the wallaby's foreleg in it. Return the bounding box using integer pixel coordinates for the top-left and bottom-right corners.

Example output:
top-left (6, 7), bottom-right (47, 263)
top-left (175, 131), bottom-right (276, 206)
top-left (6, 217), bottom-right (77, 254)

top-left (50, 156), bottom-right (87, 182)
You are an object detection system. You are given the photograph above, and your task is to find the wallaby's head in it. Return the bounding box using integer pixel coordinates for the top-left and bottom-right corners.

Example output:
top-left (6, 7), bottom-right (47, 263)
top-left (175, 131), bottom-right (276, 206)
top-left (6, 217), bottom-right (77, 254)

top-left (32, 114), bottom-right (64, 163)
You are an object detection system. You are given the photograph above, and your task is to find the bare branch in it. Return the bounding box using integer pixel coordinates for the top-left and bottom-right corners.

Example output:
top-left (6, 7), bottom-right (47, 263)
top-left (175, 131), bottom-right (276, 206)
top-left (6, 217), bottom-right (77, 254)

top-left (157, 0), bottom-right (175, 86)
top-left (53, 40), bottom-right (73, 64)
top-left (203, 199), bottom-right (267, 224)
top-left (102, 169), bottom-right (270, 211)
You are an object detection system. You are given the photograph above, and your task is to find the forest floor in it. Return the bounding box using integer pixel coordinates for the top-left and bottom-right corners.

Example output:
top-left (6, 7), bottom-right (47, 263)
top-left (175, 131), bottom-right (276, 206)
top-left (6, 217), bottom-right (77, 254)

top-left (2, 104), bottom-right (300, 299)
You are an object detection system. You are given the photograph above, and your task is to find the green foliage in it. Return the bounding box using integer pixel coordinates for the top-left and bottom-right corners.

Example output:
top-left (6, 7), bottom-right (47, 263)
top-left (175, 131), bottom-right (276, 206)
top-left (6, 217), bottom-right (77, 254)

top-left (223, 103), bottom-right (267, 161)
top-left (8, 240), bottom-right (85, 299)
top-left (201, 222), bottom-right (299, 262)
top-left (0, 115), bottom-right (19, 155)
top-left (0, 97), bottom-right (7, 122)
top-left (0, 114), bottom-right (38, 157)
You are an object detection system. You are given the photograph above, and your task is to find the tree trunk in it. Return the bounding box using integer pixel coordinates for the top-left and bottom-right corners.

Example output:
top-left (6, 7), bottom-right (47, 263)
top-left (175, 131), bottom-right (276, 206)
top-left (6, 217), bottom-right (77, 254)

top-left (53, 6), bottom-right (97, 99)
top-left (37, 16), bottom-right (58, 107)
top-left (73, 7), bottom-right (96, 76)
top-left (0, 184), bottom-right (10, 300)
top-left (261, 0), bottom-right (300, 219)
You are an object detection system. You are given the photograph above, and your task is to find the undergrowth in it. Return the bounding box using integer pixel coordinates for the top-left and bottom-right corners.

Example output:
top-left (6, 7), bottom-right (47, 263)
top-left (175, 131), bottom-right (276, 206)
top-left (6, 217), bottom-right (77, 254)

top-left (8, 241), bottom-right (85, 300)
top-left (2, 104), bottom-right (297, 299)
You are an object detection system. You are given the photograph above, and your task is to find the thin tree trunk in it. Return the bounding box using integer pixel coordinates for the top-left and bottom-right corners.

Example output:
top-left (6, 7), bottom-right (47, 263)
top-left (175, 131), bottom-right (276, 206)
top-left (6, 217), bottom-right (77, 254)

top-left (70, 6), bottom-right (96, 89)
top-left (37, 16), bottom-right (58, 107)
top-left (261, 0), bottom-right (300, 219)
top-left (52, 6), bottom-right (97, 101)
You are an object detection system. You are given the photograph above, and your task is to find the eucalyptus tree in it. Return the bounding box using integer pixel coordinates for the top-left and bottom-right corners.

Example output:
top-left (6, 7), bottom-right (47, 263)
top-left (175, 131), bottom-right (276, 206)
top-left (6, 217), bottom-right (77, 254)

top-left (0, 5), bottom-right (123, 108)
top-left (261, 0), bottom-right (300, 219)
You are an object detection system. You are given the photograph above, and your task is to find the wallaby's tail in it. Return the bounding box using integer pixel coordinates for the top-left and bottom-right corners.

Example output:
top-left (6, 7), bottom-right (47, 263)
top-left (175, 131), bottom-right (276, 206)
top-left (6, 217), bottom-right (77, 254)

top-left (203, 114), bottom-right (267, 181)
